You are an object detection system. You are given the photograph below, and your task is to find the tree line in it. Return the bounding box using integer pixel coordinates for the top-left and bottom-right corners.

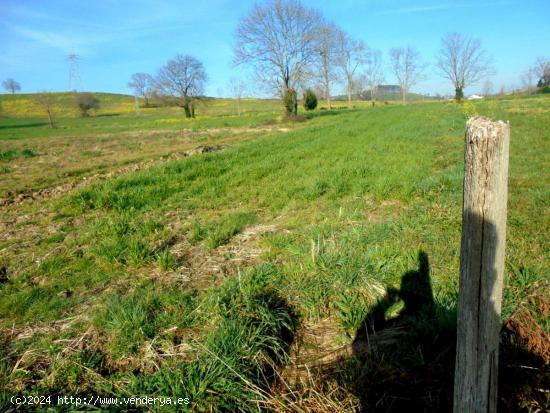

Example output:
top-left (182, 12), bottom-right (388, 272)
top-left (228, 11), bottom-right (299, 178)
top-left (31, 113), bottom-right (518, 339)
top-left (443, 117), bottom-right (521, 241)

top-left (127, 0), bottom-right (549, 117)
top-left (2, 0), bottom-right (549, 120)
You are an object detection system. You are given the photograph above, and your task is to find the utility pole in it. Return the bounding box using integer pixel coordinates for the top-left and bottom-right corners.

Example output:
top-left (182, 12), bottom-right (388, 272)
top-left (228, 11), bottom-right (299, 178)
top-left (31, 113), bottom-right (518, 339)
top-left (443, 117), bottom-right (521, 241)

top-left (68, 52), bottom-right (82, 91)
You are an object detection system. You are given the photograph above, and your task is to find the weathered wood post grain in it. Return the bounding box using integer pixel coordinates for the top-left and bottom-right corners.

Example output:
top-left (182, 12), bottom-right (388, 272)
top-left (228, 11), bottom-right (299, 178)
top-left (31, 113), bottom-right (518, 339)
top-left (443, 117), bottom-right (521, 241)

top-left (454, 117), bottom-right (510, 412)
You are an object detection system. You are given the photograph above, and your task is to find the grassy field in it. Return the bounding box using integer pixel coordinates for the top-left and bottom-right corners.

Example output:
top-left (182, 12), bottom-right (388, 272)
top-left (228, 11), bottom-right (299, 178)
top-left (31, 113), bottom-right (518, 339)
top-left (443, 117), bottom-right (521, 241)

top-left (0, 93), bottom-right (548, 411)
top-left (0, 93), bottom-right (302, 199)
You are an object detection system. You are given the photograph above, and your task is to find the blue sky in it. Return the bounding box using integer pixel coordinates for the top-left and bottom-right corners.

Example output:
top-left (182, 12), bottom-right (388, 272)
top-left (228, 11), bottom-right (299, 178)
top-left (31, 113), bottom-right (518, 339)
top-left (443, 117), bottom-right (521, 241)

top-left (1, 0), bottom-right (548, 97)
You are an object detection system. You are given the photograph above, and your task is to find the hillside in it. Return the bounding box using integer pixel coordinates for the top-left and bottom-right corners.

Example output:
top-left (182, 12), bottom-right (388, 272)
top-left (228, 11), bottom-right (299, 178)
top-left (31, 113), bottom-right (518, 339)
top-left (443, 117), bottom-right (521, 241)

top-left (0, 92), bottom-right (136, 117)
top-left (0, 92), bottom-right (286, 119)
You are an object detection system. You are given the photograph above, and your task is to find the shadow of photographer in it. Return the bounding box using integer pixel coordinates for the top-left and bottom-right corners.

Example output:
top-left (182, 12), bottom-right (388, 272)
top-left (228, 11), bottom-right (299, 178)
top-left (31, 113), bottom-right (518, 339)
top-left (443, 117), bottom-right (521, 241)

top-left (349, 250), bottom-right (456, 412)
top-left (345, 245), bottom-right (547, 412)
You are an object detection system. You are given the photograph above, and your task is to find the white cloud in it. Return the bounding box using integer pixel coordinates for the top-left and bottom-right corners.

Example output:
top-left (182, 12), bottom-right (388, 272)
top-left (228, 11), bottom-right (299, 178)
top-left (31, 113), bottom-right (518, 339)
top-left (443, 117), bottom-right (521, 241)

top-left (6, 23), bottom-right (86, 54)
top-left (2, 0), bottom-right (232, 58)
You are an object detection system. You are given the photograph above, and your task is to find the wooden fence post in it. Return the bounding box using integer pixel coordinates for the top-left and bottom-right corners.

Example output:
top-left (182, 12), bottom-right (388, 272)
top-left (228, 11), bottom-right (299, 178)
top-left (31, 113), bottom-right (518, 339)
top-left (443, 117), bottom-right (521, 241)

top-left (454, 117), bottom-right (510, 413)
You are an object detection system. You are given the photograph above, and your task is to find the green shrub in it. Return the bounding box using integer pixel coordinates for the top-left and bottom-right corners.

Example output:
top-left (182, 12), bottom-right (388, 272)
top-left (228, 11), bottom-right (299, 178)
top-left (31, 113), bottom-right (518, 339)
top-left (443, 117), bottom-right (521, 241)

top-left (21, 148), bottom-right (37, 158)
top-left (303, 89), bottom-right (318, 111)
top-left (0, 148), bottom-right (37, 160)
top-left (75, 92), bottom-right (100, 117)
top-left (282, 88), bottom-right (297, 115)
top-left (0, 149), bottom-right (18, 161)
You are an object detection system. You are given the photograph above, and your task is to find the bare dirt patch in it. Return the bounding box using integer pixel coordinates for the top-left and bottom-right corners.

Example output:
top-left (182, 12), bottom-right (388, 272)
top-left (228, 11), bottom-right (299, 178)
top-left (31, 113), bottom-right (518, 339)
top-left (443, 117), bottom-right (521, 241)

top-left (157, 224), bottom-right (277, 290)
top-left (364, 197), bottom-right (406, 224)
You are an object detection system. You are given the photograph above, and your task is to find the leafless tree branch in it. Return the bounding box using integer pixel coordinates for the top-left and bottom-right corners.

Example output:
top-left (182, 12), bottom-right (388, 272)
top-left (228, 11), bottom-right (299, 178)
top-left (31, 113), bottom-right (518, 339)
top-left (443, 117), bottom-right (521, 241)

top-left (234, 0), bottom-right (322, 98)
top-left (314, 20), bottom-right (341, 109)
top-left (436, 33), bottom-right (494, 102)
top-left (35, 91), bottom-right (56, 128)
top-left (2, 78), bottom-right (21, 94)
top-left (336, 31), bottom-right (368, 107)
top-left (363, 49), bottom-right (385, 104)
top-left (154, 55), bottom-right (207, 118)
top-left (228, 77), bottom-right (247, 116)
top-left (128, 73), bottom-right (154, 107)
top-left (389, 46), bottom-right (426, 104)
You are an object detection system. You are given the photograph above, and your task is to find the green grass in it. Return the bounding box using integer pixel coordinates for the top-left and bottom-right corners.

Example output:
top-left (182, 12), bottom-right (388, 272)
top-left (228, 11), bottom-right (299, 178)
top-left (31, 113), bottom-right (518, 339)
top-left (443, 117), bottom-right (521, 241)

top-left (0, 92), bottom-right (284, 141)
top-left (0, 95), bottom-right (548, 411)
top-left (0, 108), bottom-right (298, 197)
top-left (0, 147), bottom-right (36, 160)
top-left (203, 212), bottom-right (257, 249)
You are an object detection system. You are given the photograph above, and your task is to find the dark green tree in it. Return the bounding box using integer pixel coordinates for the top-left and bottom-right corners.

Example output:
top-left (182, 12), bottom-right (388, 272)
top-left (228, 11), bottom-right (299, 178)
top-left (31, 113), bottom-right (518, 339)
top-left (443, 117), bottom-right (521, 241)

top-left (283, 88), bottom-right (298, 115)
top-left (303, 89), bottom-right (318, 110)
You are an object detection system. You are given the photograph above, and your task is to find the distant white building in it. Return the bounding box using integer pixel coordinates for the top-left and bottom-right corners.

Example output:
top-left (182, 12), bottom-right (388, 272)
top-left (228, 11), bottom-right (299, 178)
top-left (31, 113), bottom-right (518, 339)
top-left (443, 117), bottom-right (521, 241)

top-left (467, 94), bottom-right (484, 100)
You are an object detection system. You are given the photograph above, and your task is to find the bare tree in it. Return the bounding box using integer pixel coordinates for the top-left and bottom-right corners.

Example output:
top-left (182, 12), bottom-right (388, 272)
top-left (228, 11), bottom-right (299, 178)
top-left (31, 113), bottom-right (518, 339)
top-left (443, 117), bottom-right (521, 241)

top-left (351, 74), bottom-right (366, 98)
top-left (228, 77), bottom-right (246, 116)
top-left (154, 55), bottom-right (207, 118)
top-left (482, 79), bottom-right (494, 96)
top-left (532, 56), bottom-right (549, 79)
top-left (436, 33), bottom-right (493, 102)
top-left (2, 78), bottom-right (21, 94)
top-left (310, 83), bottom-right (325, 101)
top-left (128, 73), bottom-right (154, 107)
top-left (520, 69), bottom-right (536, 93)
top-left (532, 56), bottom-right (549, 88)
top-left (389, 46), bottom-right (425, 104)
top-left (234, 0), bottom-right (322, 100)
top-left (315, 21), bottom-right (341, 109)
top-left (364, 49), bottom-right (385, 105)
top-left (35, 92), bottom-right (56, 128)
top-left (336, 31), bottom-right (367, 107)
